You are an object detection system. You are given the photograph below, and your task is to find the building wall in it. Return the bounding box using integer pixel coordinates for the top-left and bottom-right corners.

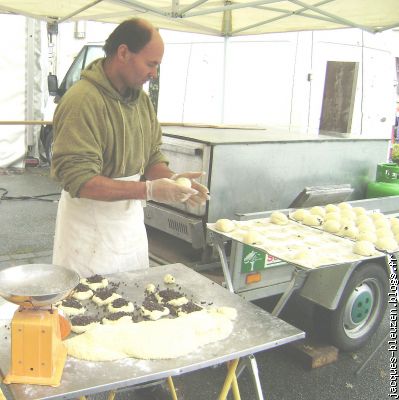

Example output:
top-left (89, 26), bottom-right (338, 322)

top-left (158, 28), bottom-right (399, 138)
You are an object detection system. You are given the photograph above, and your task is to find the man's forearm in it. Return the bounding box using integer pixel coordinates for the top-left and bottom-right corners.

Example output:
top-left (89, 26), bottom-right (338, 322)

top-left (78, 176), bottom-right (147, 201)
top-left (144, 162), bottom-right (174, 180)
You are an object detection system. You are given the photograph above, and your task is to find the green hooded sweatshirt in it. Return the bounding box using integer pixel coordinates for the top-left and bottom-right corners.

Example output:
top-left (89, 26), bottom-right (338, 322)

top-left (51, 58), bottom-right (168, 198)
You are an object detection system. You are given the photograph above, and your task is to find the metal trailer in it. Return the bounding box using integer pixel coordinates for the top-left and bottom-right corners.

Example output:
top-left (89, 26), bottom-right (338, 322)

top-left (209, 196), bottom-right (399, 352)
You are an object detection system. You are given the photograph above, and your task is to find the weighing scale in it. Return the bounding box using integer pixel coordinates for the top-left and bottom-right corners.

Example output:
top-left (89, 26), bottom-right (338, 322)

top-left (0, 264), bottom-right (79, 387)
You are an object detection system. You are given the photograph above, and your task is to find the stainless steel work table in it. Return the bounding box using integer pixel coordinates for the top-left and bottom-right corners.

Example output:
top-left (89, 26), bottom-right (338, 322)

top-left (0, 263), bottom-right (304, 400)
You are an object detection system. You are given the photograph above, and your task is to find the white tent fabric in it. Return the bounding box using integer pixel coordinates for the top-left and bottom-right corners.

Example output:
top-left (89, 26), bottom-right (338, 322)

top-left (0, 0), bottom-right (398, 36)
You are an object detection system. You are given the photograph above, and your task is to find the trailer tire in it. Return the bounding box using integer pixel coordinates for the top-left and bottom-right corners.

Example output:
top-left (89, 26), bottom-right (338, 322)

top-left (324, 262), bottom-right (388, 352)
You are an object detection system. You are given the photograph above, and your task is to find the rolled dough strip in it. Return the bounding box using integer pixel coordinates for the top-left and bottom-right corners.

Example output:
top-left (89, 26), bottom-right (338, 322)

top-left (65, 309), bottom-right (236, 361)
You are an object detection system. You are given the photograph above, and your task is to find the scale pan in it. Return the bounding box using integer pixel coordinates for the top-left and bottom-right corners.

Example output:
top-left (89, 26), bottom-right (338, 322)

top-left (0, 264), bottom-right (79, 307)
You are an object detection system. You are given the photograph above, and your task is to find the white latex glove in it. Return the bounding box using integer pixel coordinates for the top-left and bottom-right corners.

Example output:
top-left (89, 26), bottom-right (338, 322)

top-left (146, 178), bottom-right (198, 204)
top-left (171, 171), bottom-right (210, 206)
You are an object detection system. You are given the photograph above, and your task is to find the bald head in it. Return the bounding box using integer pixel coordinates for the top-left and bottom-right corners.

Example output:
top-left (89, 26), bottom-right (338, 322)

top-left (103, 18), bottom-right (159, 57)
top-left (102, 18), bottom-right (164, 94)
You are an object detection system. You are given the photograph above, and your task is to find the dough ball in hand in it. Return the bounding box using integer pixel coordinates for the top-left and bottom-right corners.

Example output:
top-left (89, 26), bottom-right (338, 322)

top-left (175, 177), bottom-right (192, 188)
top-left (270, 211), bottom-right (288, 225)
top-left (353, 240), bottom-right (376, 256)
top-left (215, 219), bottom-right (235, 233)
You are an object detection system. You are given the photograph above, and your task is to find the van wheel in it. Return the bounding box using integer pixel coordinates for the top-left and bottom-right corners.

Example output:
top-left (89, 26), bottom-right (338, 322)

top-left (317, 262), bottom-right (388, 351)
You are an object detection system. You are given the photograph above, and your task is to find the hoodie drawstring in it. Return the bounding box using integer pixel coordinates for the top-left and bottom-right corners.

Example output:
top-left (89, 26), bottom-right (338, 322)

top-left (136, 105), bottom-right (145, 176)
top-left (118, 100), bottom-right (126, 175)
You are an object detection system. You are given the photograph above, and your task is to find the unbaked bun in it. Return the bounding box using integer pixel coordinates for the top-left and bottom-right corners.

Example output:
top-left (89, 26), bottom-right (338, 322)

top-left (310, 206), bottom-right (326, 218)
top-left (243, 231), bottom-right (264, 245)
top-left (303, 214), bottom-right (323, 226)
top-left (375, 236), bottom-right (397, 252)
top-left (270, 211), bottom-right (289, 225)
top-left (215, 219), bottom-right (235, 233)
top-left (353, 240), bottom-right (375, 256)
top-left (291, 209), bottom-right (309, 221)
top-left (322, 220), bottom-right (340, 233)
top-left (325, 204), bottom-right (339, 213)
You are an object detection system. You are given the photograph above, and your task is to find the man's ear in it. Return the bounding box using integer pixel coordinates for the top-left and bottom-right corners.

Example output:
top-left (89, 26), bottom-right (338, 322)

top-left (117, 44), bottom-right (130, 62)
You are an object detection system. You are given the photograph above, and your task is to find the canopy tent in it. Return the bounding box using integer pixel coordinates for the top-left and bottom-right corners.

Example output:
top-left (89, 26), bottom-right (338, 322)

top-left (0, 0), bottom-right (398, 36)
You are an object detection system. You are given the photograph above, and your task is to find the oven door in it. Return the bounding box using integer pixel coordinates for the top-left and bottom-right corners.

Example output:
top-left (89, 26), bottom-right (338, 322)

top-left (158, 135), bottom-right (211, 217)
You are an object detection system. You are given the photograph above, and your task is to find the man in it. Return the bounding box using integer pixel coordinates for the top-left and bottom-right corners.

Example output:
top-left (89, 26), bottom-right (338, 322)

top-left (51, 18), bottom-right (209, 278)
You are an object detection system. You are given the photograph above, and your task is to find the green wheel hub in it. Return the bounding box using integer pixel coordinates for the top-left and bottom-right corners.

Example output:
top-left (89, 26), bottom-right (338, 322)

top-left (343, 282), bottom-right (376, 338)
top-left (350, 289), bottom-right (373, 324)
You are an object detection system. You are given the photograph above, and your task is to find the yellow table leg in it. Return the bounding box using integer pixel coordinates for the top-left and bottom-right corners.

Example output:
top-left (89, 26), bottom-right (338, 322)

top-left (0, 388), bottom-right (6, 400)
top-left (107, 391), bottom-right (116, 400)
top-left (231, 367), bottom-right (241, 400)
top-left (167, 376), bottom-right (178, 400)
top-left (218, 359), bottom-right (240, 400)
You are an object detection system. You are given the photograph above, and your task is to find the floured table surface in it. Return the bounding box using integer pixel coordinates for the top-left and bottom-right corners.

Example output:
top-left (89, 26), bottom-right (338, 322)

top-left (207, 218), bottom-right (386, 270)
top-left (0, 263), bottom-right (304, 400)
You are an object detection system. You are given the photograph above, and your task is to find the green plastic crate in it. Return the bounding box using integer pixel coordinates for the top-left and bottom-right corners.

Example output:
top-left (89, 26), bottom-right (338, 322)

top-left (376, 163), bottom-right (399, 183)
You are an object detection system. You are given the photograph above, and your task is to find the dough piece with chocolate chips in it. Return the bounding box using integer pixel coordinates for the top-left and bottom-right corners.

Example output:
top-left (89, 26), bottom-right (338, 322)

top-left (102, 312), bottom-right (135, 325)
top-left (92, 288), bottom-right (121, 306)
top-left (176, 301), bottom-right (203, 316)
top-left (81, 274), bottom-right (108, 291)
top-left (58, 298), bottom-right (86, 316)
top-left (108, 298), bottom-right (134, 313)
top-left (70, 315), bottom-right (100, 334)
top-left (156, 289), bottom-right (188, 307)
top-left (72, 283), bottom-right (93, 301)
top-left (140, 299), bottom-right (170, 321)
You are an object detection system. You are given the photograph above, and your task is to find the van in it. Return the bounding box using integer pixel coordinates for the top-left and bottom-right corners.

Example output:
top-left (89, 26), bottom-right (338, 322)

top-left (40, 44), bottom-right (104, 162)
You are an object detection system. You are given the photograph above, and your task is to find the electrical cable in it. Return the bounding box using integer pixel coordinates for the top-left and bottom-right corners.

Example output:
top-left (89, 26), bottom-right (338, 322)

top-left (0, 188), bottom-right (60, 203)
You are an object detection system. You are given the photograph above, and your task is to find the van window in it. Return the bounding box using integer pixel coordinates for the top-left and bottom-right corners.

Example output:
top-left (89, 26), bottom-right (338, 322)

top-left (63, 45), bottom-right (104, 92)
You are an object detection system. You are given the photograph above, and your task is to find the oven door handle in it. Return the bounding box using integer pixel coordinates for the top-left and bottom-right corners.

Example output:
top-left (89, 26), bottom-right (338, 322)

top-left (162, 143), bottom-right (203, 156)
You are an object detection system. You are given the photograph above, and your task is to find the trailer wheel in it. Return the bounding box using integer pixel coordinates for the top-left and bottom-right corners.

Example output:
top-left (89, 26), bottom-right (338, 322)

top-left (322, 262), bottom-right (388, 352)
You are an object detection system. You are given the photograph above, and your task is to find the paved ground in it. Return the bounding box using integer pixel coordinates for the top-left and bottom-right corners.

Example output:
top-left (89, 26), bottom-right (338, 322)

top-left (0, 166), bottom-right (393, 400)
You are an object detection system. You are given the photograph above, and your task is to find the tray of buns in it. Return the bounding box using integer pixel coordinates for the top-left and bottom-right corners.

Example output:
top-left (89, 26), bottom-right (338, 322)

top-left (288, 202), bottom-right (399, 253)
top-left (207, 209), bottom-right (387, 270)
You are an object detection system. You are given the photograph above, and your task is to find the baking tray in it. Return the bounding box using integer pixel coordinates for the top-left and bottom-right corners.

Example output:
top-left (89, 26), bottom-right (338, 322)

top-left (207, 218), bottom-right (386, 270)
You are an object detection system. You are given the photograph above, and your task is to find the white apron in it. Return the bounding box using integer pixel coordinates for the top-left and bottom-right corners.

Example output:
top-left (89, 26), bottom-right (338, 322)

top-left (52, 175), bottom-right (149, 278)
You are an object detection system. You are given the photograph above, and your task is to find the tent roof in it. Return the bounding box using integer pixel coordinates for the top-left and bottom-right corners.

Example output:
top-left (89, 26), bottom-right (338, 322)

top-left (0, 0), bottom-right (398, 36)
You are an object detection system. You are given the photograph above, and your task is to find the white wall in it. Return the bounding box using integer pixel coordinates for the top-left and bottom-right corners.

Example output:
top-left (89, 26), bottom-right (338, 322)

top-left (158, 28), bottom-right (399, 138)
top-left (0, 15), bottom-right (27, 168)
